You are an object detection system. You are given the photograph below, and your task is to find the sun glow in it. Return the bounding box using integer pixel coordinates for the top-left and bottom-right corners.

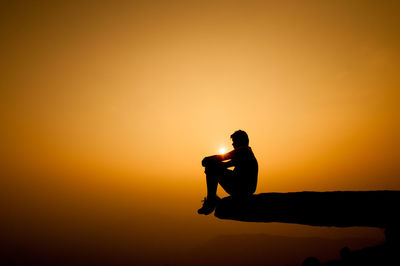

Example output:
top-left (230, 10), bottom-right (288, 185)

top-left (219, 147), bottom-right (227, 154)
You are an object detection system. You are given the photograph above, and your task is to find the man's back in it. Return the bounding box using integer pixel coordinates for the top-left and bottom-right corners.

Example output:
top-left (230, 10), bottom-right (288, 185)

top-left (230, 146), bottom-right (258, 194)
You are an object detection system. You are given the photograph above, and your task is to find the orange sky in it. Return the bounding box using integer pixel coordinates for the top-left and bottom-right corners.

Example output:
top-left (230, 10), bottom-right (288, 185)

top-left (2, 0), bottom-right (399, 190)
top-left (1, 1), bottom-right (399, 264)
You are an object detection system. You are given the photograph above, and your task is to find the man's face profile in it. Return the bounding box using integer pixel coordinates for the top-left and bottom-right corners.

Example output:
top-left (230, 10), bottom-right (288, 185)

top-left (232, 141), bottom-right (239, 149)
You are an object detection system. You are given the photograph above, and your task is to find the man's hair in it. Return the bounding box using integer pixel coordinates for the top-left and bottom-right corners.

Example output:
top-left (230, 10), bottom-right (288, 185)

top-left (230, 130), bottom-right (249, 146)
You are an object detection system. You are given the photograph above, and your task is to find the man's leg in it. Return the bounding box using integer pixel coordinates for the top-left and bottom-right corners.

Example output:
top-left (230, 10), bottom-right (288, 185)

top-left (219, 172), bottom-right (254, 199)
top-left (218, 169), bottom-right (236, 196)
top-left (198, 161), bottom-right (223, 215)
top-left (205, 170), bottom-right (218, 200)
top-left (203, 160), bottom-right (225, 198)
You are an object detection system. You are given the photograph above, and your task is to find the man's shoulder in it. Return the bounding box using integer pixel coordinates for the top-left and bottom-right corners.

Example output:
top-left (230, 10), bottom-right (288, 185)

top-left (235, 146), bottom-right (255, 156)
top-left (238, 146), bottom-right (252, 152)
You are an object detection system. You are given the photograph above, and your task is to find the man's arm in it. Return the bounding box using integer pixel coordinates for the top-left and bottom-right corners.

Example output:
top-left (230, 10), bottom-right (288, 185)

top-left (202, 150), bottom-right (235, 167)
top-left (222, 160), bottom-right (234, 168)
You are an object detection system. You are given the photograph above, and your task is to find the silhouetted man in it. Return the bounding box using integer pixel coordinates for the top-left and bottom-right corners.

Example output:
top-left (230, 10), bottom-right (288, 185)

top-left (198, 130), bottom-right (258, 215)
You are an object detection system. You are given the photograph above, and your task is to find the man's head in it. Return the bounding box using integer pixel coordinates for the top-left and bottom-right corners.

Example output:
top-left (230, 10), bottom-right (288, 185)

top-left (230, 130), bottom-right (249, 149)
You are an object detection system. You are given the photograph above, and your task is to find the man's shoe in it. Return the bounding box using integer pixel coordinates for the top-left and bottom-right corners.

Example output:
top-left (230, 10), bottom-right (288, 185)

top-left (197, 196), bottom-right (220, 215)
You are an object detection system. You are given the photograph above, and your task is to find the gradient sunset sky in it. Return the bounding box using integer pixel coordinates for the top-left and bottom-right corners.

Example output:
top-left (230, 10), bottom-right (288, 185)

top-left (1, 1), bottom-right (400, 265)
top-left (3, 0), bottom-right (399, 189)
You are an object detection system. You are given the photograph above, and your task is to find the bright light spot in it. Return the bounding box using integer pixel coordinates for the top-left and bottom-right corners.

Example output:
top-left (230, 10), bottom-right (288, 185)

top-left (219, 147), bottom-right (227, 154)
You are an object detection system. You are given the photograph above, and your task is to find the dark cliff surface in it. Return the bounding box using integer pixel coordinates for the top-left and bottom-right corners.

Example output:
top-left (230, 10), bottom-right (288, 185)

top-left (215, 191), bottom-right (400, 228)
